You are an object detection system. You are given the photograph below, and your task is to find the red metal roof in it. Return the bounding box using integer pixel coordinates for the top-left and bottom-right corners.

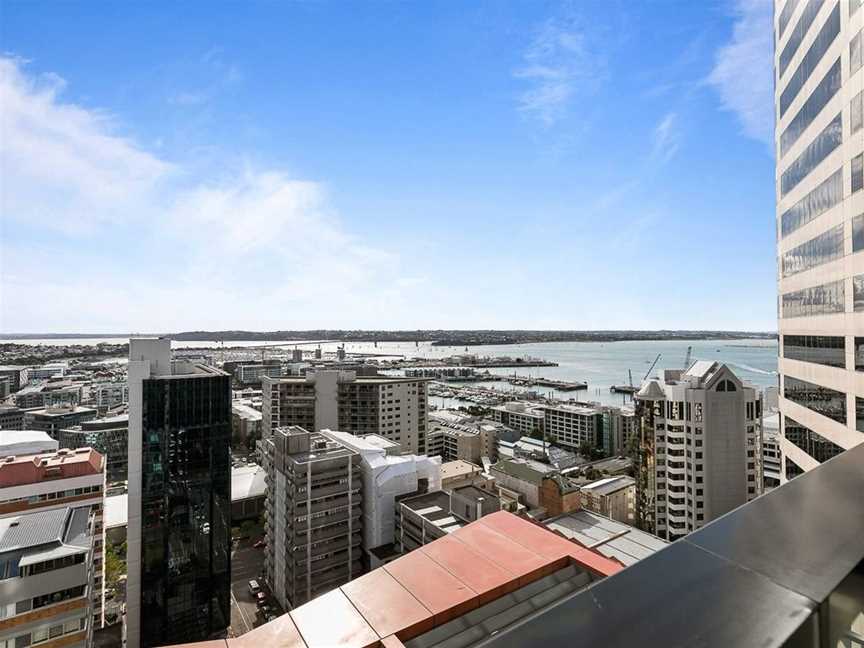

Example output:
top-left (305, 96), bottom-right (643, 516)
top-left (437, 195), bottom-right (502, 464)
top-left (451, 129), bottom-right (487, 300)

top-left (165, 511), bottom-right (624, 648)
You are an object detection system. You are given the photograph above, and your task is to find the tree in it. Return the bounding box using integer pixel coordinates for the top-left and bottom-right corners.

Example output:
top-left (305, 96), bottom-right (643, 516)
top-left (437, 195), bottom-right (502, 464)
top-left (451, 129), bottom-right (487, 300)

top-left (105, 544), bottom-right (125, 589)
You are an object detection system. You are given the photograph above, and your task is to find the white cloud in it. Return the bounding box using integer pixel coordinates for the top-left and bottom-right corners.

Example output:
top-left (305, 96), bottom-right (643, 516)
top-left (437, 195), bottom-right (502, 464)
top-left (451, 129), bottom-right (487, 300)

top-left (707, 0), bottom-right (774, 147)
top-left (513, 17), bottom-right (602, 126)
top-left (0, 57), bottom-right (172, 233)
top-left (0, 56), bottom-right (403, 333)
top-left (650, 112), bottom-right (680, 163)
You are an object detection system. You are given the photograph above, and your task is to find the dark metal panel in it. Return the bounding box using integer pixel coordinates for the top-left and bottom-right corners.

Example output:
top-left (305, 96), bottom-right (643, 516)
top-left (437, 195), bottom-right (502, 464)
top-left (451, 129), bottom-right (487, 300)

top-left (687, 442), bottom-right (864, 604)
top-left (477, 540), bottom-right (815, 648)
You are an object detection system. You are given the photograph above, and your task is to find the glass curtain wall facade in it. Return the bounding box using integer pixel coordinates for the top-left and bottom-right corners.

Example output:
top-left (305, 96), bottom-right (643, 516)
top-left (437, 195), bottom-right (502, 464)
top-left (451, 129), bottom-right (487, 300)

top-left (775, 0), bottom-right (864, 479)
top-left (139, 372), bottom-right (232, 646)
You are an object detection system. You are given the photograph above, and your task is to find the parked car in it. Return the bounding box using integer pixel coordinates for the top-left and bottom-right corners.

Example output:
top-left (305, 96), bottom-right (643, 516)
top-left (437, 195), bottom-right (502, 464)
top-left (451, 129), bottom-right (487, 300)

top-left (256, 592), bottom-right (267, 606)
top-left (248, 579), bottom-right (260, 596)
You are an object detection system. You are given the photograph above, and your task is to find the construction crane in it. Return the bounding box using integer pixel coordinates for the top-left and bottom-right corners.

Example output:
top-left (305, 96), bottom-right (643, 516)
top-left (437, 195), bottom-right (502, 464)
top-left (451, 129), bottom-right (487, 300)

top-left (643, 353), bottom-right (661, 381)
top-left (683, 345), bottom-right (693, 370)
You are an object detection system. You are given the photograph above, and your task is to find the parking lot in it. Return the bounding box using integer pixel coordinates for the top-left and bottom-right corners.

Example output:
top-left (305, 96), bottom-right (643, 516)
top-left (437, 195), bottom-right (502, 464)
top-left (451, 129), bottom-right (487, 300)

top-left (229, 540), bottom-right (277, 637)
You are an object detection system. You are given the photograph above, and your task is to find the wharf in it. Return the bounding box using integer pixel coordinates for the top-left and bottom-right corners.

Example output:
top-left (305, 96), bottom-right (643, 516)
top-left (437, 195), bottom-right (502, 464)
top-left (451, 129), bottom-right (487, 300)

top-left (507, 376), bottom-right (587, 391)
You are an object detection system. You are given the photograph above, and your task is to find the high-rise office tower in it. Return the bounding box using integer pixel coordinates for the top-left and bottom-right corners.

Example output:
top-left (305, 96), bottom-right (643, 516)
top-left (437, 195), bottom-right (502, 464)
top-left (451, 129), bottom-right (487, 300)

top-left (774, 0), bottom-right (864, 479)
top-left (126, 338), bottom-right (232, 648)
top-left (635, 362), bottom-right (762, 541)
top-left (262, 371), bottom-right (429, 454)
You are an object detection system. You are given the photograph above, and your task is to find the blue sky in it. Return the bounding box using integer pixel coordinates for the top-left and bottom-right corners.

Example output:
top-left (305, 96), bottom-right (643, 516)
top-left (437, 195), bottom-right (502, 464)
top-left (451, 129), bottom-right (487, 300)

top-left (0, 0), bottom-right (776, 333)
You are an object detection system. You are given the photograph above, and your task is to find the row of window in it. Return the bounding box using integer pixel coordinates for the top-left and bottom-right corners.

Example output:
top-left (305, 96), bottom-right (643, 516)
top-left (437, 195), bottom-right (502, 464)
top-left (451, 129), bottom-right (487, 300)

top-left (853, 91), bottom-right (863, 135)
top-left (784, 415), bottom-right (844, 461)
top-left (852, 28), bottom-right (862, 76)
top-left (784, 376), bottom-right (847, 424)
top-left (781, 223), bottom-right (844, 277)
top-left (781, 167), bottom-right (843, 237)
top-left (783, 334), bottom-right (846, 367)
top-left (779, 0), bottom-right (826, 79)
top-left (779, 2), bottom-right (840, 118)
top-left (781, 57), bottom-right (841, 159)
top-left (777, 0), bottom-right (801, 43)
top-left (781, 278), bottom-right (845, 317)
top-left (781, 113), bottom-right (842, 197)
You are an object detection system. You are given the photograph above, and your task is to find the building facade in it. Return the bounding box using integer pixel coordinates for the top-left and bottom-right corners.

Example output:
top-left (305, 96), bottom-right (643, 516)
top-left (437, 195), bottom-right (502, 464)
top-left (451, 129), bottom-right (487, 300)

top-left (23, 406), bottom-right (96, 441)
top-left (635, 362), bottom-right (762, 541)
top-left (260, 427), bottom-right (362, 610)
top-left (58, 415), bottom-right (129, 484)
top-left (579, 476), bottom-right (636, 524)
top-left (0, 447), bottom-right (106, 627)
top-left (541, 404), bottom-right (604, 452)
top-left (774, 0), bottom-right (864, 479)
top-left (262, 371), bottom-right (429, 454)
top-left (0, 507), bottom-right (95, 648)
top-left (126, 338), bottom-right (232, 648)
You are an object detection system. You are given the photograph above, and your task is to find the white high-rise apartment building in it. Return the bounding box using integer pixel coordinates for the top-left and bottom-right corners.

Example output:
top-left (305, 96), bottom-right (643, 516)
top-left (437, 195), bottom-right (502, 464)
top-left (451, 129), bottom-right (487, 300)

top-left (774, 0), bottom-right (864, 479)
top-left (635, 362), bottom-right (762, 541)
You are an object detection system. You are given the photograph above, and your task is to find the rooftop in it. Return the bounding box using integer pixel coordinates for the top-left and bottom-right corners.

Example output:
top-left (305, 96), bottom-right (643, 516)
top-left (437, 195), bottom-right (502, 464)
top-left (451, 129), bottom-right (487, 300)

top-left (579, 475), bottom-right (635, 496)
top-left (0, 447), bottom-right (104, 487)
top-left (439, 460), bottom-right (481, 481)
top-left (164, 511), bottom-right (622, 648)
top-left (231, 464), bottom-right (267, 501)
top-left (544, 509), bottom-right (667, 567)
top-left (0, 505), bottom-right (91, 555)
top-left (490, 457), bottom-right (556, 485)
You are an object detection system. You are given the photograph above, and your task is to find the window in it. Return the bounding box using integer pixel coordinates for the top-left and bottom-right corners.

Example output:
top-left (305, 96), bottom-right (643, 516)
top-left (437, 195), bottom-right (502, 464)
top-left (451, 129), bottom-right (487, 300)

top-left (779, 3), bottom-right (841, 118)
top-left (779, 0), bottom-right (826, 79)
top-left (785, 415), bottom-right (844, 461)
top-left (780, 58), bottom-right (841, 158)
top-left (783, 334), bottom-right (846, 368)
top-left (853, 0), bottom-right (863, 15)
top-left (781, 279), bottom-right (845, 318)
top-left (782, 224), bottom-right (844, 276)
top-left (853, 91), bottom-right (863, 135)
top-left (854, 338), bottom-right (864, 371)
top-left (784, 376), bottom-right (847, 424)
top-left (716, 380), bottom-right (737, 392)
top-left (858, 398), bottom-right (864, 432)
top-left (852, 29), bottom-right (863, 76)
top-left (781, 168), bottom-right (843, 238)
top-left (856, 275), bottom-right (864, 312)
top-left (778, 0), bottom-right (801, 41)
top-left (781, 113), bottom-right (842, 197)
top-left (853, 154), bottom-right (863, 194)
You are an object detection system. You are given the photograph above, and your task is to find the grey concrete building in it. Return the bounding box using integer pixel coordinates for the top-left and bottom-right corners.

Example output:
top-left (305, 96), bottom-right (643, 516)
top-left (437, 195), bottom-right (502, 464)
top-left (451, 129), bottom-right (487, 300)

top-left (774, 0), bottom-right (864, 478)
top-left (24, 405), bottom-right (97, 441)
top-left (260, 427), bottom-right (362, 610)
top-left (635, 362), bottom-right (762, 541)
top-left (58, 415), bottom-right (129, 484)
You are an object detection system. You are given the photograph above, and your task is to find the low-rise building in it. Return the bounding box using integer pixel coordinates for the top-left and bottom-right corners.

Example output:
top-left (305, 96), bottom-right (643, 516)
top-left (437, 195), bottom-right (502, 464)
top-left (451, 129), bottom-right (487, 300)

top-left (58, 415), bottom-right (128, 484)
top-left (0, 366), bottom-right (26, 393)
top-left (490, 457), bottom-right (557, 509)
top-left (544, 508), bottom-right (668, 567)
top-left (0, 506), bottom-right (95, 648)
top-left (579, 476), bottom-right (636, 524)
top-left (395, 486), bottom-right (500, 553)
top-left (24, 405), bottom-right (97, 441)
top-left (0, 406), bottom-right (31, 431)
top-left (0, 446), bottom-right (107, 627)
top-left (0, 430), bottom-right (57, 456)
top-left (539, 473), bottom-right (583, 517)
top-left (440, 459), bottom-right (485, 490)
top-left (90, 382), bottom-right (128, 410)
top-left (14, 382), bottom-right (82, 409)
top-left (232, 401), bottom-right (262, 446)
top-left (231, 464), bottom-right (267, 522)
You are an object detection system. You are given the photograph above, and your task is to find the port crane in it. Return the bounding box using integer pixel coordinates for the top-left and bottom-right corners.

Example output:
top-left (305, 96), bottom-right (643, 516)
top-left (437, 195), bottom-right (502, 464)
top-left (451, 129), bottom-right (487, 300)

top-left (643, 353), bottom-right (662, 381)
top-left (683, 345), bottom-right (693, 370)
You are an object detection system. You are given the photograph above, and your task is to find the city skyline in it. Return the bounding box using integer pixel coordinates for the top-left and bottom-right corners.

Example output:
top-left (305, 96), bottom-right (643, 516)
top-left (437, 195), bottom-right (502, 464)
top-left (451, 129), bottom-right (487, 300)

top-left (2, 1), bottom-right (775, 333)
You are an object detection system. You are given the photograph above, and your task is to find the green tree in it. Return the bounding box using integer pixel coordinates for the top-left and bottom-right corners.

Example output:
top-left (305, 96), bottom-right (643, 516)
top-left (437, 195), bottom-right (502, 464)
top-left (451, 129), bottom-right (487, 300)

top-left (105, 544), bottom-right (125, 588)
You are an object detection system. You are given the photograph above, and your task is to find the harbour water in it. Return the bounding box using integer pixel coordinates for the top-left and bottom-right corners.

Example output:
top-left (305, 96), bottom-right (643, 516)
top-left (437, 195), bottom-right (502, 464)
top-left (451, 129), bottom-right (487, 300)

top-left (3, 336), bottom-right (778, 408)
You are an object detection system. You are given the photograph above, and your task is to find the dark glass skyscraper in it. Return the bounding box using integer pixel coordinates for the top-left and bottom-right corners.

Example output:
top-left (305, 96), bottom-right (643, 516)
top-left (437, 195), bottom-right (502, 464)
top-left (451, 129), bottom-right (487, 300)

top-left (127, 338), bottom-right (232, 648)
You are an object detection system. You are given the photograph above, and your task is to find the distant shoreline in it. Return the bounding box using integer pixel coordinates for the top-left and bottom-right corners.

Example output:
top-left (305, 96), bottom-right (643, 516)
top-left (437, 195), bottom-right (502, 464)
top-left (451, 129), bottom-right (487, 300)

top-left (1, 329), bottom-right (778, 346)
